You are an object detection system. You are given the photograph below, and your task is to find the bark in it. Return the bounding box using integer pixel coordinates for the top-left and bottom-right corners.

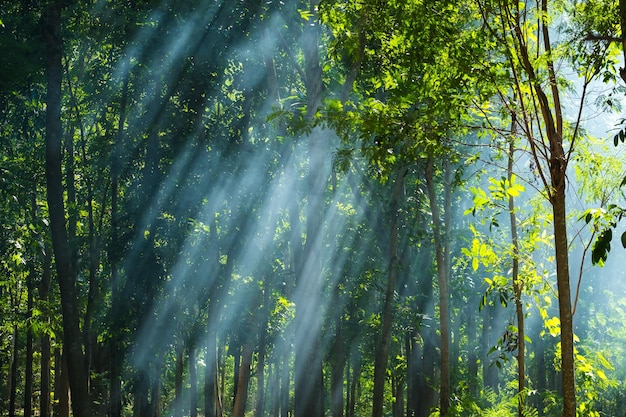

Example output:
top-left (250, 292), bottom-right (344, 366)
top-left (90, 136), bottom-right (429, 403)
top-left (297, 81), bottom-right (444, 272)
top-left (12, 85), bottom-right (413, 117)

top-left (40, 249), bottom-right (52, 417)
top-left (508, 129), bottom-right (525, 417)
top-left (204, 330), bottom-right (218, 417)
top-left (294, 2), bottom-right (326, 416)
top-left (255, 286), bottom-right (270, 417)
top-left (552, 186), bottom-right (575, 417)
top-left (108, 51), bottom-right (129, 417)
top-left (392, 374), bottom-right (404, 417)
top-left (466, 302), bottom-right (478, 399)
top-left (175, 347), bottom-right (184, 417)
top-left (619, 0), bottom-right (626, 83)
top-left (372, 166), bottom-right (407, 417)
top-left (9, 324), bottom-right (18, 417)
top-left (414, 248), bottom-right (437, 417)
top-left (55, 350), bottom-right (70, 417)
top-left (43, 2), bottom-right (91, 416)
top-left (25, 273), bottom-right (34, 417)
top-left (330, 292), bottom-right (345, 417)
top-left (190, 347), bottom-right (198, 417)
top-left (508, 1), bottom-right (575, 413)
top-left (425, 158), bottom-right (450, 416)
top-left (232, 341), bottom-right (254, 417)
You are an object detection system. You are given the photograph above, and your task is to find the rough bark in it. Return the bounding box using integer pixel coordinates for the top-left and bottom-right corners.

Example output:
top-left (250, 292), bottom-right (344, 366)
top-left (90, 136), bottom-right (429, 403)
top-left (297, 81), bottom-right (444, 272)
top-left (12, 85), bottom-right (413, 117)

top-left (43, 2), bottom-right (91, 416)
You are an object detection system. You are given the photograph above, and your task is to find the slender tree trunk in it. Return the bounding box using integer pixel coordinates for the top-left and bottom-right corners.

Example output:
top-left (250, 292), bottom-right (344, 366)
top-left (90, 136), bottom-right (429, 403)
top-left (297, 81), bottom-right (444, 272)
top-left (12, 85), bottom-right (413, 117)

top-left (348, 355), bottom-right (360, 417)
top-left (40, 248), bottom-right (52, 417)
top-left (331, 295), bottom-right (345, 417)
top-left (190, 347), bottom-right (198, 417)
top-left (55, 350), bottom-right (70, 417)
top-left (425, 158), bottom-right (450, 416)
top-left (109, 50), bottom-right (129, 417)
top-left (9, 324), bottom-right (18, 417)
top-left (255, 286), bottom-right (270, 417)
top-left (232, 340), bottom-right (254, 417)
top-left (372, 166), bottom-right (407, 417)
top-left (175, 346), bottom-right (184, 417)
top-left (507, 127), bottom-right (525, 417)
top-left (204, 318), bottom-right (221, 417)
top-left (25, 273), bottom-right (34, 417)
top-left (294, 2), bottom-right (326, 416)
top-left (552, 185), bottom-right (575, 417)
top-left (43, 2), bottom-right (90, 416)
top-left (415, 248), bottom-right (436, 417)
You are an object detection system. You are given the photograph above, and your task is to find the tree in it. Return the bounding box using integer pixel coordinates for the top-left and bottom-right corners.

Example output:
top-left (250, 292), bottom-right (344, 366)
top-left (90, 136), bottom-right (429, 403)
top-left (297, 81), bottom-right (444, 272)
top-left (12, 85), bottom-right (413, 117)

top-left (42, 2), bottom-right (91, 416)
top-left (474, 1), bottom-right (617, 414)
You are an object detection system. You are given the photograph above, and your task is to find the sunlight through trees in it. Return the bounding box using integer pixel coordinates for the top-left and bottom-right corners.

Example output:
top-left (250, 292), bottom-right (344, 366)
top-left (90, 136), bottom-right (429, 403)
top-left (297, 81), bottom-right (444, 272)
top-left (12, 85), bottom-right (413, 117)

top-left (1, 1), bottom-right (626, 417)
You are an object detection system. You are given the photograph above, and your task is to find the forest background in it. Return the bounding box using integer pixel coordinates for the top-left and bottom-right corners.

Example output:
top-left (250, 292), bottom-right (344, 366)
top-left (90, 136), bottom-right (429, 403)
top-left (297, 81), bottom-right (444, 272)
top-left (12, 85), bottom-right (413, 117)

top-left (2, 1), bottom-right (626, 417)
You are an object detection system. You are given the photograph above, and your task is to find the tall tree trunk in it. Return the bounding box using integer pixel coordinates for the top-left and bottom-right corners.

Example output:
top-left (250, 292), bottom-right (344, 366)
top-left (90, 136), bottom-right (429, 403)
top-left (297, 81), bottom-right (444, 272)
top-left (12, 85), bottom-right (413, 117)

top-left (43, 2), bottom-right (90, 416)
top-left (294, 2), bottom-right (326, 416)
top-left (255, 285), bottom-right (270, 417)
top-left (25, 271), bottom-right (34, 417)
top-left (232, 340), bottom-right (254, 417)
top-left (174, 346), bottom-right (184, 417)
top-left (552, 185), bottom-right (575, 417)
top-left (40, 248), bottom-right (52, 417)
top-left (55, 350), bottom-right (70, 417)
top-left (109, 50), bottom-right (130, 417)
top-left (425, 158), bottom-right (450, 416)
top-left (190, 347), bottom-right (198, 417)
top-left (9, 324), bottom-right (18, 417)
top-left (204, 318), bottom-right (219, 417)
top-left (508, 125), bottom-right (525, 417)
top-left (414, 248), bottom-right (436, 417)
top-left (330, 291), bottom-right (345, 417)
top-left (372, 166), bottom-right (407, 417)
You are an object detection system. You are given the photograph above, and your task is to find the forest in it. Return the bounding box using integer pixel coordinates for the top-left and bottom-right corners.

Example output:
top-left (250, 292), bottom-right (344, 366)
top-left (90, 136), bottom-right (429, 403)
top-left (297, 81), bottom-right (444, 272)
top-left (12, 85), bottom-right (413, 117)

top-left (1, 0), bottom-right (626, 416)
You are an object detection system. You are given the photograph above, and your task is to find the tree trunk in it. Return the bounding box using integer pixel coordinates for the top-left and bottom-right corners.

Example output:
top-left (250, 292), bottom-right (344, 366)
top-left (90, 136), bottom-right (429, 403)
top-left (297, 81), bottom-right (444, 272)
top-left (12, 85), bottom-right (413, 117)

top-left (9, 324), bottom-right (18, 417)
top-left (190, 347), bottom-right (198, 417)
top-left (109, 49), bottom-right (129, 417)
top-left (425, 158), bottom-right (450, 416)
top-left (25, 272), bottom-right (34, 417)
top-left (55, 349), bottom-right (70, 417)
top-left (508, 130), bottom-right (525, 417)
top-left (232, 341), bottom-right (254, 417)
top-left (330, 296), bottom-right (345, 417)
top-left (40, 248), bottom-right (52, 417)
top-left (43, 2), bottom-right (90, 416)
top-left (372, 166), bottom-right (407, 417)
top-left (175, 346), bottom-right (184, 417)
top-left (204, 323), bottom-right (220, 417)
top-left (255, 286), bottom-right (270, 417)
top-left (551, 184), bottom-right (575, 417)
top-left (294, 2), bottom-right (326, 416)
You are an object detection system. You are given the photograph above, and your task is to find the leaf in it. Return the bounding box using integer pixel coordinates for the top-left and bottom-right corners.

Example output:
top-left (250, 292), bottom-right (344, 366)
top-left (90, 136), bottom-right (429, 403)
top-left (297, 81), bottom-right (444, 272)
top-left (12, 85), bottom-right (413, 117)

top-left (298, 9), bottom-right (313, 21)
top-left (622, 231), bottom-right (626, 249)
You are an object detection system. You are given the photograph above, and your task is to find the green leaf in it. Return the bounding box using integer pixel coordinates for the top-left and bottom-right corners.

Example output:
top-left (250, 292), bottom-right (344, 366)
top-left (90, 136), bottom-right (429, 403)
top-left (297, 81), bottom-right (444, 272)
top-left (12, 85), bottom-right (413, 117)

top-left (621, 231), bottom-right (626, 249)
